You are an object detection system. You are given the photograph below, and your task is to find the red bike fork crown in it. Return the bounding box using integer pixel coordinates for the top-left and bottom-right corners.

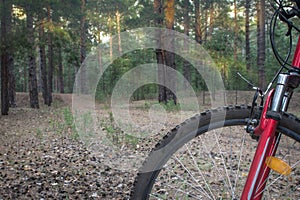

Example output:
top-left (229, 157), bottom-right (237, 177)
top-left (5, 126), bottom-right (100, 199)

top-left (241, 90), bottom-right (280, 200)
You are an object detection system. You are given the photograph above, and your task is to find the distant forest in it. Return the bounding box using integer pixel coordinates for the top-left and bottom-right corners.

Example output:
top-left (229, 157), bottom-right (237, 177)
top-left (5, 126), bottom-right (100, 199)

top-left (0, 0), bottom-right (296, 115)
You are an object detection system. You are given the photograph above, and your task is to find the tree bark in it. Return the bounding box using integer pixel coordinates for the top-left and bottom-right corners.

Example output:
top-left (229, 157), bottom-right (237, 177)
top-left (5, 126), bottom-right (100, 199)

top-left (194, 0), bottom-right (202, 44)
top-left (80, 0), bottom-right (86, 64)
top-left (8, 55), bottom-right (16, 108)
top-left (1, 0), bottom-right (9, 115)
top-left (257, 0), bottom-right (266, 89)
top-left (108, 15), bottom-right (113, 61)
top-left (207, 3), bottom-right (215, 40)
top-left (233, 0), bottom-right (238, 62)
top-left (245, 0), bottom-right (251, 70)
top-left (116, 10), bottom-right (122, 54)
top-left (164, 0), bottom-right (176, 104)
top-left (154, 0), bottom-right (166, 103)
top-left (193, 0), bottom-right (204, 101)
top-left (23, 64), bottom-right (27, 92)
top-left (80, 0), bottom-right (87, 93)
top-left (204, 9), bottom-right (208, 42)
top-left (183, 0), bottom-right (191, 85)
top-left (6, 1), bottom-right (16, 108)
top-left (58, 46), bottom-right (64, 93)
top-left (27, 9), bottom-right (39, 109)
top-left (39, 20), bottom-right (49, 105)
top-left (47, 6), bottom-right (53, 106)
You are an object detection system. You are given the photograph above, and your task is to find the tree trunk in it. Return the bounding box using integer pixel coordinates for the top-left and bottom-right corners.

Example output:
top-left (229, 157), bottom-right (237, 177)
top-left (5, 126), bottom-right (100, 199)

top-left (54, 76), bottom-right (58, 92)
top-left (183, 0), bottom-right (191, 85)
top-left (8, 55), bottom-right (16, 108)
top-left (58, 46), bottom-right (64, 93)
top-left (116, 10), bottom-right (122, 54)
top-left (80, 0), bottom-right (86, 64)
top-left (27, 10), bottom-right (39, 109)
top-left (233, 0), bottom-right (238, 62)
top-left (1, 0), bottom-right (9, 115)
top-left (245, 0), bottom-right (251, 70)
top-left (23, 64), bottom-right (27, 92)
top-left (204, 9), bottom-right (208, 42)
top-left (80, 0), bottom-right (87, 93)
top-left (108, 15), bottom-right (113, 61)
top-left (164, 0), bottom-right (176, 104)
top-left (98, 33), bottom-right (105, 95)
top-left (194, 0), bottom-right (202, 44)
top-left (39, 20), bottom-right (49, 105)
top-left (47, 6), bottom-right (53, 106)
top-left (194, 0), bottom-right (204, 101)
top-left (207, 3), bottom-right (215, 40)
top-left (154, 0), bottom-right (166, 103)
top-left (6, 1), bottom-right (16, 108)
top-left (257, 0), bottom-right (266, 89)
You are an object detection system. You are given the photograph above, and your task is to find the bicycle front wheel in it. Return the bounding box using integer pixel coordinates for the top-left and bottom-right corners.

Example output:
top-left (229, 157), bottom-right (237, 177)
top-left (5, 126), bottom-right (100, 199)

top-left (131, 105), bottom-right (300, 200)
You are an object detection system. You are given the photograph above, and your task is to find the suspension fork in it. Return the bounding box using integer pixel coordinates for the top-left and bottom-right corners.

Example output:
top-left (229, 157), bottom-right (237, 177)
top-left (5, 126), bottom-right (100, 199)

top-left (241, 89), bottom-right (280, 200)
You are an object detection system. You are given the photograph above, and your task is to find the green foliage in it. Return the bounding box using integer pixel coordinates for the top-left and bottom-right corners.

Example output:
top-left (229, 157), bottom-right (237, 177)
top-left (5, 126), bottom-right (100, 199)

top-left (95, 49), bottom-right (157, 102)
top-left (4, 0), bottom-right (292, 103)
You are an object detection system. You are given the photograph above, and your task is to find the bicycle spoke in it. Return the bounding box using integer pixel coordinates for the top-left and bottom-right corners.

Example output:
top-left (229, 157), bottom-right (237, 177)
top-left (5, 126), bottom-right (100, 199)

top-left (185, 144), bottom-right (216, 200)
top-left (233, 130), bottom-right (248, 197)
top-left (172, 155), bottom-right (214, 199)
top-left (199, 131), bottom-right (232, 195)
top-left (167, 182), bottom-right (207, 199)
top-left (213, 131), bottom-right (234, 196)
top-left (152, 159), bottom-right (214, 199)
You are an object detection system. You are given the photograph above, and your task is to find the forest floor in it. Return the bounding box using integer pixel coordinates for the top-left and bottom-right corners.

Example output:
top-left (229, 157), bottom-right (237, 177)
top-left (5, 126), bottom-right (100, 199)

top-left (0, 91), bottom-right (300, 199)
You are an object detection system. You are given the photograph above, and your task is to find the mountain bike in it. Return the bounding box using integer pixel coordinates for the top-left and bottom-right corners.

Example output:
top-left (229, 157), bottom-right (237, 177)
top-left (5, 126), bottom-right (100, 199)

top-left (131, 0), bottom-right (300, 199)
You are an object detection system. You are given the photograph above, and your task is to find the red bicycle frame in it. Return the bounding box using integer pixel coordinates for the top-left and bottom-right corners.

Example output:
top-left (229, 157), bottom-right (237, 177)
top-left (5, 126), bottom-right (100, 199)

top-left (240, 36), bottom-right (300, 200)
top-left (292, 36), bottom-right (300, 68)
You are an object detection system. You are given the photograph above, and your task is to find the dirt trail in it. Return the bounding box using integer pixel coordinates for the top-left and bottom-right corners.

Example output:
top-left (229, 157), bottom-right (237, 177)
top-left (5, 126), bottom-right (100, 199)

top-left (0, 92), bottom-right (299, 199)
top-left (0, 93), bottom-right (134, 199)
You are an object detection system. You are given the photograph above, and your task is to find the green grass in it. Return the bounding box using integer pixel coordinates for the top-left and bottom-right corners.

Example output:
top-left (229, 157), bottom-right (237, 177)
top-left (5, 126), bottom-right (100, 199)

top-left (35, 128), bottom-right (43, 140)
top-left (140, 100), bottom-right (180, 112)
top-left (101, 112), bottom-right (141, 148)
top-left (49, 107), bottom-right (79, 140)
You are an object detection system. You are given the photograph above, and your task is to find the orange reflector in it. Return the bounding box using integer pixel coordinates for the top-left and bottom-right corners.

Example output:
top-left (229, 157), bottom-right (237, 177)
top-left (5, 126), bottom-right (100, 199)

top-left (265, 156), bottom-right (292, 176)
